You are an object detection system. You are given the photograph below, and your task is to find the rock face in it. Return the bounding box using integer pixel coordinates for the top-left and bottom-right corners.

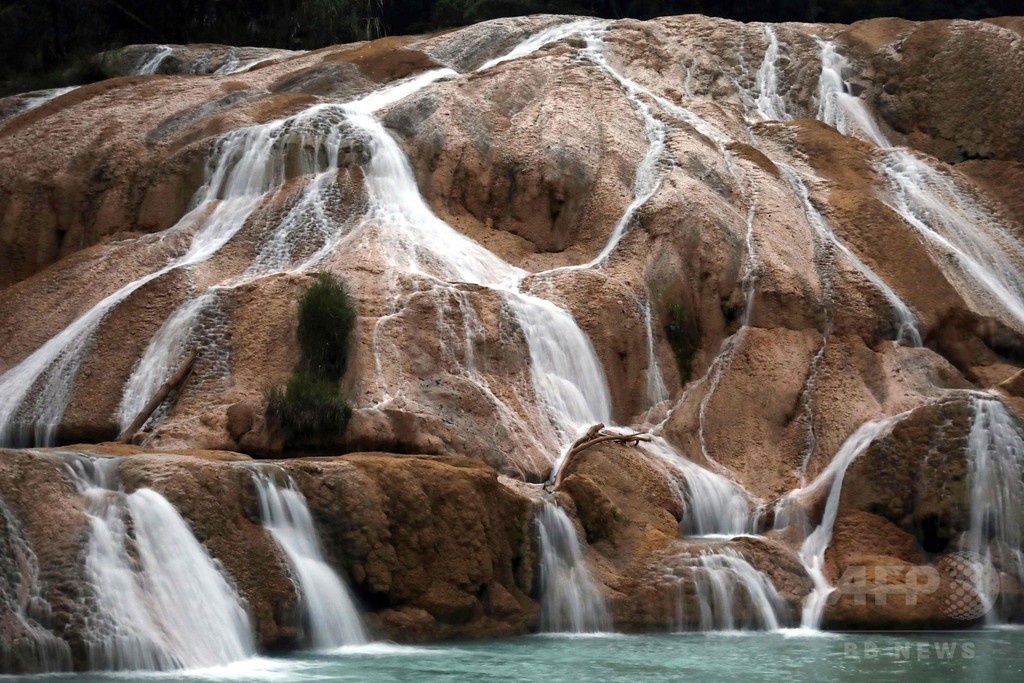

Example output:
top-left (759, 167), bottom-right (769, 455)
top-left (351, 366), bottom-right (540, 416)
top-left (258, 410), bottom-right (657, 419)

top-left (1, 10), bottom-right (1024, 662)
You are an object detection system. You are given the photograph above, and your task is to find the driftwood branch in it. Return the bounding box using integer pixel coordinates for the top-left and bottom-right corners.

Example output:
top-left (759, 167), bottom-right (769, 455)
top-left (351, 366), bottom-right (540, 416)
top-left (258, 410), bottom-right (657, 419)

top-left (117, 350), bottom-right (197, 443)
top-left (552, 423), bottom-right (652, 488)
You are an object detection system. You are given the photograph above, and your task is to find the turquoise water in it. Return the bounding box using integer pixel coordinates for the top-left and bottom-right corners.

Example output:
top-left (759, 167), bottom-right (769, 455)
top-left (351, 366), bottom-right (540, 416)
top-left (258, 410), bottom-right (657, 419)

top-left (15, 630), bottom-right (1024, 682)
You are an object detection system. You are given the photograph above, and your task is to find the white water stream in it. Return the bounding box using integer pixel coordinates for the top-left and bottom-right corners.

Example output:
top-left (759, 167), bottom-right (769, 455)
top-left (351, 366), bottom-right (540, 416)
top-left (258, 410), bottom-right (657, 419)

top-left (66, 456), bottom-right (254, 670)
top-left (753, 26), bottom-right (789, 121)
top-left (965, 395), bottom-right (1024, 623)
top-left (779, 415), bottom-right (903, 628)
top-left (536, 502), bottom-right (611, 633)
top-left (815, 39), bottom-right (1024, 330)
top-left (253, 471), bottom-right (367, 648)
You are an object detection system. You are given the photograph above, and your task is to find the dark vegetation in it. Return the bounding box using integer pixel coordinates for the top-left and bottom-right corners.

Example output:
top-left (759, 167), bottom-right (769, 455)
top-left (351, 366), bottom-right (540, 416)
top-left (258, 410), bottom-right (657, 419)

top-left (2, 0), bottom-right (1019, 96)
top-left (664, 301), bottom-right (699, 382)
top-left (265, 272), bottom-right (356, 441)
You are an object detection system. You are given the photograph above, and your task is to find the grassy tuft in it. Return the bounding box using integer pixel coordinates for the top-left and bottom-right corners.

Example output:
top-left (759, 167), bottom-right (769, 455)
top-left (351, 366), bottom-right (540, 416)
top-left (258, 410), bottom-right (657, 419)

top-left (298, 272), bottom-right (356, 380)
top-left (264, 372), bottom-right (351, 440)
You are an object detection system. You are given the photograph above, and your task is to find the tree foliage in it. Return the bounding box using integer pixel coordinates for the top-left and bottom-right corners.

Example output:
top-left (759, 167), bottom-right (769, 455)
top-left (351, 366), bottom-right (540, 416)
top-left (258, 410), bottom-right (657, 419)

top-left (1, 0), bottom-right (1017, 94)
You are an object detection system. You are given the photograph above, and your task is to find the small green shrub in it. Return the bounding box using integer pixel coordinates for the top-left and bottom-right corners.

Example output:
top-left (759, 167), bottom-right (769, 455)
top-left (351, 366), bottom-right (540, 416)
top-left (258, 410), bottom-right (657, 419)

top-left (664, 301), bottom-right (699, 382)
top-left (264, 272), bottom-right (357, 446)
top-left (298, 272), bottom-right (356, 380)
top-left (265, 372), bottom-right (351, 439)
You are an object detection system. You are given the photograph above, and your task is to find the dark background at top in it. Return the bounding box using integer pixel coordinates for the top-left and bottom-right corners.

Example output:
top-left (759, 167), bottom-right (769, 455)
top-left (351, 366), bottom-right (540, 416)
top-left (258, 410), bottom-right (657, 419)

top-left (1, 0), bottom-right (1019, 94)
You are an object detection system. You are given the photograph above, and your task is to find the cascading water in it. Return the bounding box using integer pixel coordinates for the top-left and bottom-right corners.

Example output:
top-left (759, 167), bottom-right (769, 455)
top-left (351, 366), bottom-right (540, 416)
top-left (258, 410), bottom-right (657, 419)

top-left (116, 70), bottom-right (459, 433)
top-left (344, 87), bottom-right (612, 461)
top-left (536, 502), bottom-right (611, 633)
top-left (815, 40), bottom-right (889, 148)
top-left (686, 549), bottom-right (785, 631)
top-left (881, 151), bottom-right (1024, 328)
top-left (964, 395), bottom-right (1024, 622)
top-left (779, 415), bottom-right (903, 629)
top-left (474, 19), bottom-right (607, 72)
top-left (643, 437), bottom-right (755, 537)
top-left (779, 163), bottom-right (921, 345)
top-left (252, 471), bottom-right (367, 648)
top-left (65, 456), bottom-right (254, 671)
top-left (816, 40), bottom-right (1024, 330)
top-left (753, 26), bottom-right (789, 121)
top-left (136, 46), bottom-right (174, 75)
top-left (0, 112), bottom-right (303, 447)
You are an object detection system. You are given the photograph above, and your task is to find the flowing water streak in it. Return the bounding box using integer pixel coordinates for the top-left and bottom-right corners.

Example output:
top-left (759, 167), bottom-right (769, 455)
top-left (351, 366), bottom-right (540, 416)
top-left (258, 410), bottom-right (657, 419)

top-left (741, 201), bottom-right (760, 326)
top-left (779, 163), bottom-right (921, 345)
top-left (642, 297), bottom-right (669, 406)
top-left (65, 456), bottom-right (254, 671)
top-left (136, 46), bottom-right (174, 75)
top-left (474, 18), bottom-right (608, 72)
top-left (816, 40), bottom-right (1024, 329)
top-left (643, 436), bottom-right (753, 536)
top-left (965, 395), bottom-right (1024, 622)
top-left (692, 549), bottom-right (784, 630)
top-left (753, 26), bottom-right (789, 121)
top-left (9, 86), bottom-right (79, 118)
top-left (536, 502), bottom-right (611, 633)
top-left (0, 117), bottom-right (297, 447)
top-left (785, 415), bottom-right (903, 628)
top-left (346, 105), bottom-right (611, 461)
top-left (253, 471), bottom-right (366, 648)
top-left (516, 21), bottom-right (668, 279)
top-left (212, 48), bottom-right (300, 76)
top-left (815, 40), bottom-right (889, 148)
top-left (574, 24), bottom-right (668, 266)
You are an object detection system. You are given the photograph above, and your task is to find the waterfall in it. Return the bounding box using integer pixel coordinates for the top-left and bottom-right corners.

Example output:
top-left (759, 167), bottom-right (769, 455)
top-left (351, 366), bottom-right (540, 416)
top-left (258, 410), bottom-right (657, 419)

top-left (0, 498), bottom-right (72, 673)
top-left (642, 298), bottom-right (669, 406)
top-left (753, 26), bottom-right (789, 121)
top-left (881, 150), bottom-right (1024, 328)
top-left (252, 471), bottom-right (367, 648)
top-left (691, 549), bottom-right (784, 630)
top-left (965, 395), bottom-right (1024, 622)
top-left (780, 163), bottom-right (921, 345)
top-left (136, 46), bottom-right (174, 75)
top-left (815, 40), bottom-right (889, 148)
top-left (816, 40), bottom-right (1024, 330)
top-left (0, 115), bottom-right (295, 447)
top-left (66, 457), bottom-right (254, 670)
top-left (643, 436), bottom-right (754, 537)
top-left (536, 502), bottom-right (611, 633)
top-left (782, 415), bottom-right (903, 629)
top-left (344, 100), bottom-right (611, 461)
